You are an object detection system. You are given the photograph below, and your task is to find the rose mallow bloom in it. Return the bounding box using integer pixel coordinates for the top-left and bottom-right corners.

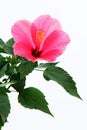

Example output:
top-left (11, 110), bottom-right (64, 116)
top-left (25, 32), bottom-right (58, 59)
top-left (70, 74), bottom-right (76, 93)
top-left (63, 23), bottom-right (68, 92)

top-left (12, 15), bottom-right (70, 62)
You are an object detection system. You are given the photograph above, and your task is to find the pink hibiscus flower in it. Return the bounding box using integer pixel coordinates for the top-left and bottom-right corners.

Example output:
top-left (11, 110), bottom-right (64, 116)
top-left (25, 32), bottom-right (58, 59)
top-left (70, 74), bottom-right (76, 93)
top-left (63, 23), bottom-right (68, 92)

top-left (12, 15), bottom-right (70, 62)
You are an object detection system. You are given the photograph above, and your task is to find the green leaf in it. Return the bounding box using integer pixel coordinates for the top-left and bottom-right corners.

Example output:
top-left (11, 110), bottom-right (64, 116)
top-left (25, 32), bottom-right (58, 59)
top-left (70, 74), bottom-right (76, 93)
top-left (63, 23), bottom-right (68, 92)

top-left (10, 73), bottom-right (26, 92)
top-left (0, 39), bottom-right (6, 53)
top-left (0, 115), bottom-right (5, 130)
top-left (0, 55), bottom-right (7, 69)
top-left (0, 87), bottom-right (10, 93)
top-left (0, 55), bottom-right (7, 78)
top-left (6, 38), bottom-right (14, 47)
top-left (18, 60), bottom-right (37, 78)
top-left (5, 38), bottom-right (14, 54)
top-left (0, 64), bottom-right (7, 78)
top-left (0, 87), bottom-right (10, 129)
top-left (43, 66), bottom-right (81, 99)
top-left (38, 62), bottom-right (59, 68)
top-left (18, 87), bottom-right (53, 116)
top-left (0, 38), bottom-right (14, 54)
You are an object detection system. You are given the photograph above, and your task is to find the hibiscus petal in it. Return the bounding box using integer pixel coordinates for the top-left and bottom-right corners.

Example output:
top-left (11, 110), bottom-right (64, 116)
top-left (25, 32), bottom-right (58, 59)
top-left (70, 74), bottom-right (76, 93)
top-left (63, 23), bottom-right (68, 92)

top-left (11, 20), bottom-right (35, 49)
top-left (31, 15), bottom-right (62, 49)
top-left (40, 49), bottom-right (62, 62)
top-left (40, 30), bottom-right (70, 61)
top-left (33, 15), bottom-right (62, 36)
top-left (13, 42), bottom-right (36, 62)
top-left (42, 30), bottom-right (70, 53)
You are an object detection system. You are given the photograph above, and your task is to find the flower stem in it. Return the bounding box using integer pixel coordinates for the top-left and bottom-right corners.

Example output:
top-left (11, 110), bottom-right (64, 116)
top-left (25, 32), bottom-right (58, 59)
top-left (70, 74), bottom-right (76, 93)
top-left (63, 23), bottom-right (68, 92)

top-left (34, 68), bottom-right (44, 71)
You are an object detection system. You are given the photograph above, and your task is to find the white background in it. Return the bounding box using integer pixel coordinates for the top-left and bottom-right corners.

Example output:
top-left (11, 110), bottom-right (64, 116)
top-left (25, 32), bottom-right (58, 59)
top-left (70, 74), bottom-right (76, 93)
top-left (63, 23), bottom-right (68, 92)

top-left (0, 0), bottom-right (87, 130)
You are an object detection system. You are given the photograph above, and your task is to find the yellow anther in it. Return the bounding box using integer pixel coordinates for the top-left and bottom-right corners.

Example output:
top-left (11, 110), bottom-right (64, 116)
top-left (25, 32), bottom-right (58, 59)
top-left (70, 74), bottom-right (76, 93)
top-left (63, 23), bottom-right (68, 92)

top-left (36, 29), bottom-right (44, 43)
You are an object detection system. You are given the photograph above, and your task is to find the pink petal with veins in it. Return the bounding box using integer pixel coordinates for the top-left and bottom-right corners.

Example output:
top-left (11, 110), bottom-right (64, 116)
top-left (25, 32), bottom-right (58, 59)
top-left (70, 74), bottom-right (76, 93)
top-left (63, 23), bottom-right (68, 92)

top-left (12, 20), bottom-right (35, 49)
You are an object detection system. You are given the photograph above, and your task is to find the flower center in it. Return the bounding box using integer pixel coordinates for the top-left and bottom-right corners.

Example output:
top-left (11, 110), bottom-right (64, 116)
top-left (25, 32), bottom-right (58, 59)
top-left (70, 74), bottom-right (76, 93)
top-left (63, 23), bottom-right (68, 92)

top-left (32, 49), bottom-right (42, 58)
top-left (36, 29), bottom-right (44, 43)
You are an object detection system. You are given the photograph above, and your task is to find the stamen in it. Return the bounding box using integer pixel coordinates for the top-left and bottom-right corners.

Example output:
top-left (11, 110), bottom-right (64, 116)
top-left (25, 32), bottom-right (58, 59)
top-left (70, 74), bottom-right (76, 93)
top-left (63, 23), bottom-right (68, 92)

top-left (36, 29), bottom-right (44, 43)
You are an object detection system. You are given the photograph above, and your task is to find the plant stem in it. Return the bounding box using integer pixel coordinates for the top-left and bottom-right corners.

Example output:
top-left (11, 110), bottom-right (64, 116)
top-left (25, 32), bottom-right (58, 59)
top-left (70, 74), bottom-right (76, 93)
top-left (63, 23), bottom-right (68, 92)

top-left (34, 68), bottom-right (44, 71)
